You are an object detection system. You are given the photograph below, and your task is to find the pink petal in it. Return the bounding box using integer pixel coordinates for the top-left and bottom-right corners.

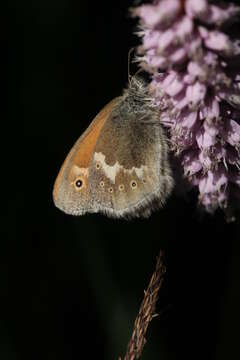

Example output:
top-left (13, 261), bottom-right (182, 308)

top-left (217, 191), bottom-right (228, 205)
top-left (157, 29), bottom-right (175, 52)
top-left (214, 168), bottom-right (228, 189)
top-left (203, 4), bottom-right (240, 26)
top-left (143, 30), bottom-right (161, 50)
top-left (200, 193), bottom-right (213, 207)
top-left (203, 119), bottom-right (219, 137)
top-left (204, 31), bottom-right (232, 55)
top-left (145, 50), bottom-right (167, 69)
top-left (199, 98), bottom-right (220, 120)
top-left (198, 26), bottom-right (209, 39)
top-left (199, 171), bottom-right (215, 193)
top-left (162, 72), bottom-right (184, 97)
top-left (170, 47), bottom-right (187, 65)
top-left (199, 152), bottom-right (212, 169)
top-left (186, 82), bottom-right (207, 107)
top-left (185, 0), bottom-right (208, 18)
top-left (203, 51), bottom-right (218, 67)
top-left (196, 128), bottom-right (216, 148)
top-left (186, 34), bottom-right (202, 55)
top-left (155, 0), bottom-right (181, 26)
top-left (183, 74), bottom-right (195, 85)
top-left (183, 151), bottom-right (202, 175)
top-left (199, 168), bottom-right (228, 194)
top-left (187, 61), bottom-right (206, 79)
top-left (222, 119), bottom-right (240, 146)
top-left (175, 16), bottom-right (193, 40)
top-left (172, 90), bottom-right (189, 110)
top-left (179, 110), bottom-right (198, 128)
top-left (211, 143), bottom-right (227, 162)
top-left (134, 0), bottom-right (180, 28)
top-left (134, 5), bottom-right (161, 27)
top-left (161, 72), bottom-right (176, 88)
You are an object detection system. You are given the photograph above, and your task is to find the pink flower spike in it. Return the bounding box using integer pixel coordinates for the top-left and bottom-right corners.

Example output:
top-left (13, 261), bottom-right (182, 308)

top-left (134, 0), bottom-right (240, 216)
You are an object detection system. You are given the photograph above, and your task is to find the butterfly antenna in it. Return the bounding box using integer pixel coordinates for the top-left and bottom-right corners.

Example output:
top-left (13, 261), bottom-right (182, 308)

top-left (128, 47), bottom-right (135, 84)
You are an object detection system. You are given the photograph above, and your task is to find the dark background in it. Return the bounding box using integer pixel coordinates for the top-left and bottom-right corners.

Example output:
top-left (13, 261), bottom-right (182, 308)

top-left (5, 0), bottom-right (240, 359)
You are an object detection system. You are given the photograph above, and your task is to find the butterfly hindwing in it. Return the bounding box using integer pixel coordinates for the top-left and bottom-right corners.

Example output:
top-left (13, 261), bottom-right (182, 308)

top-left (89, 100), bottom-right (173, 218)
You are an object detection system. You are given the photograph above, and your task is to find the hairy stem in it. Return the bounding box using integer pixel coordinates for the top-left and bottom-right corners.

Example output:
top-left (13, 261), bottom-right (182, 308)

top-left (120, 250), bottom-right (166, 360)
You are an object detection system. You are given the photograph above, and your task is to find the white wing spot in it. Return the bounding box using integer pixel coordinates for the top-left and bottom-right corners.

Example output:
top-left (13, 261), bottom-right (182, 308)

top-left (94, 152), bottom-right (148, 184)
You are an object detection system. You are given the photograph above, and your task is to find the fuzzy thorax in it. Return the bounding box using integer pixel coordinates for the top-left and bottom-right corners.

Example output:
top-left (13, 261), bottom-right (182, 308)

top-left (122, 76), bottom-right (156, 113)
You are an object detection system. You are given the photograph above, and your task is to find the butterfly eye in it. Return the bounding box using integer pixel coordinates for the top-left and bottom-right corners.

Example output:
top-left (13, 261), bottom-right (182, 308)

top-left (130, 180), bottom-right (137, 189)
top-left (99, 181), bottom-right (104, 188)
top-left (74, 177), bottom-right (85, 190)
top-left (108, 187), bottom-right (113, 193)
top-left (95, 162), bottom-right (101, 170)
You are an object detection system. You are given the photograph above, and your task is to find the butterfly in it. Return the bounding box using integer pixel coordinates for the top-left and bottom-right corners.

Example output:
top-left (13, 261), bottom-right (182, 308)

top-left (53, 77), bottom-right (173, 219)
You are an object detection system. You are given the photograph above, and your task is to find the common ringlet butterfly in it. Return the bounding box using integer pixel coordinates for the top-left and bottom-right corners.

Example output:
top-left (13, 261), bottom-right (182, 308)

top-left (53, 77), bottom-right (173, 218)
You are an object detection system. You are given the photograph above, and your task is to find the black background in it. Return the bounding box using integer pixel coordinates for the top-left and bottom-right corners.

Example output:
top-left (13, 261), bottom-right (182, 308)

top-left (5, 1), bottom-right (240, 359)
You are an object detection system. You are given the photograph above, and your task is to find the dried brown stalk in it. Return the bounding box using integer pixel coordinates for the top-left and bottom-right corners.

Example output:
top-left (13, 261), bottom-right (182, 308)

top-left (119, 250), bottom-right (166, 360)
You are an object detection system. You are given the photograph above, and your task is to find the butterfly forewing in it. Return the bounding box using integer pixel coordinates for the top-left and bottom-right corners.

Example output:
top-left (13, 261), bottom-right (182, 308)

top-left (53, 98), bottom-right (120, 215)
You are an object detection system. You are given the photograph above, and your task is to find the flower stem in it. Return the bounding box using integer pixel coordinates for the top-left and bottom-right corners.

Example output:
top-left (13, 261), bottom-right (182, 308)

top-left (119, 250), bottom-right (166, 360)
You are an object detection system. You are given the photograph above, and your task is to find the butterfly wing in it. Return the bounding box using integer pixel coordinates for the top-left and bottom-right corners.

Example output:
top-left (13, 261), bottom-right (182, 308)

top-left (89, 102), bottom-right (173, 218)
top-left (53, 97), bottom-right (121, 215)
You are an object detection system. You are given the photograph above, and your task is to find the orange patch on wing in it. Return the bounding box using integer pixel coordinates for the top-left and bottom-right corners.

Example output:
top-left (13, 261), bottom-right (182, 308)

top-left (53, 97), bottom-right (120, 202)
top-left (71, 98), bottom-right (120, 168)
